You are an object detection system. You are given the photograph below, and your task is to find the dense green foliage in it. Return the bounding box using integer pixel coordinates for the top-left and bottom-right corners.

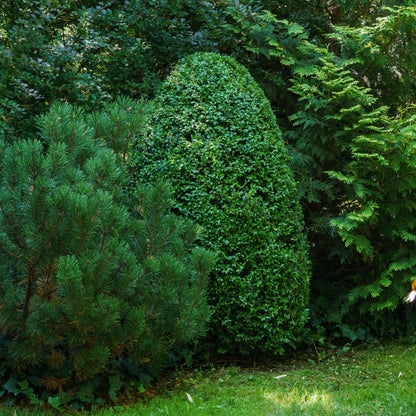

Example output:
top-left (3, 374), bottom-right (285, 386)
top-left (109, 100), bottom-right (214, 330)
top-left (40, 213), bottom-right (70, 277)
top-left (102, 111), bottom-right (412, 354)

top-left (226, 1), bottom-right (416, 114)
top-left (133, 52), bottom-right (310, 355)
top-left (329, 5), bottom-right (416, 112)
top-left (0, 0), bottom-right (112, 140)
top-left (0, 100), bottom-right (213, 406)
top-left (1, 0), bottom-right (416, 395)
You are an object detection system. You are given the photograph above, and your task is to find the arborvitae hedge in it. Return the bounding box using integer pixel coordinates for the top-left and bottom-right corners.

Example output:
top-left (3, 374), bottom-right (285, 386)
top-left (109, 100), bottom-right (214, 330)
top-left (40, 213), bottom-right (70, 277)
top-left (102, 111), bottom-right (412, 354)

top-left (289, 43), bottom-right (416, 339)
top-left (133, 52), bottom-right (310, 355)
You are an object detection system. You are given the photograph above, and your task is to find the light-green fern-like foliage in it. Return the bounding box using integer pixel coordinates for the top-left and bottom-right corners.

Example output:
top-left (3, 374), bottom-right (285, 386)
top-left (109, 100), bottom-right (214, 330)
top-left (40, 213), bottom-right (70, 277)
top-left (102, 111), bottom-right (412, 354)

top-left (328, 108), bottom-right (416, 313)
top-left (289, 44), bottom-right (416, 322)
top-left (329, 6), bottom-right (416, 113)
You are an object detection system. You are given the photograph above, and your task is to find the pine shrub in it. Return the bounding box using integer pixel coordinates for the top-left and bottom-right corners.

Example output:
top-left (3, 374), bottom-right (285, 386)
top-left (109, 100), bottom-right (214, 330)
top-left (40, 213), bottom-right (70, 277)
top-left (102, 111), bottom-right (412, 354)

top-left (0, 100), bottom-right (213, 405)
top-left (133, 52), bottom-right (310, 355)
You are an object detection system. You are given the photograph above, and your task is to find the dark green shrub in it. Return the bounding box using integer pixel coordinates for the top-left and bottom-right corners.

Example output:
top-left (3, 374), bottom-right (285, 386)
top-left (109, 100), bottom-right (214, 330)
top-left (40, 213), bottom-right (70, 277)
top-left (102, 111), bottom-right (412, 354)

top-left (133, 52), bottom-right (310, 355)
top-left (0, 100), bottom-right (213, 406)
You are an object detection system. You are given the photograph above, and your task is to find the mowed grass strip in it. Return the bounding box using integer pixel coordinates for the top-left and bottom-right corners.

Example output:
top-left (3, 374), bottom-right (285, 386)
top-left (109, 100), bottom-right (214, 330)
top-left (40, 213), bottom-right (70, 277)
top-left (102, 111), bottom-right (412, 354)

top-left (95, 341), bottom-right (416, 416)
top-left (2, 341), bottom-right (416, 416)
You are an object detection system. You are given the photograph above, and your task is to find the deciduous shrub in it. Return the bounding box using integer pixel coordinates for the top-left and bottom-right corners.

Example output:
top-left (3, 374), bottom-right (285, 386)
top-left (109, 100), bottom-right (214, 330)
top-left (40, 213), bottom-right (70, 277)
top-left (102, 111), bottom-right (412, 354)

top-left (133, 52), bottom-right (310, 355)
top-left (0, 100), bottom-right (213, 407)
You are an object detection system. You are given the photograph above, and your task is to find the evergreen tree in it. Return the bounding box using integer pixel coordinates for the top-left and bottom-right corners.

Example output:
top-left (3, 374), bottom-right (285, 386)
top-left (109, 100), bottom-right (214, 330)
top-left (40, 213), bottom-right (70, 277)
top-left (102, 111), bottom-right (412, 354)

top-left (0, 100), bottom-right (213, 404)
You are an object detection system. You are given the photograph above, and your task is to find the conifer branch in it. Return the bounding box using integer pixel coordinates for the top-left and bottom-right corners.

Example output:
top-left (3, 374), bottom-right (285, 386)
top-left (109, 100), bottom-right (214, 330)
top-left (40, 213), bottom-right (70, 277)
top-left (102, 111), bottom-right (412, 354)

top-left (0, 199), bottom-right (28, 251)
top-left (23, 266), bottom-right (35, 318)
top-left (0, 241), bottom-right (21, 259)
top-left (92, 248), bottom-right (118, 280)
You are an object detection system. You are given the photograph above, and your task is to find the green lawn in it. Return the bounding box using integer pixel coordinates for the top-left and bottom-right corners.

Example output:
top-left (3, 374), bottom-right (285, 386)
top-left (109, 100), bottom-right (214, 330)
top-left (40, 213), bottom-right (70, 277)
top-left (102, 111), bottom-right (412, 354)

top-left (2, 341), bottom-right (416, 415)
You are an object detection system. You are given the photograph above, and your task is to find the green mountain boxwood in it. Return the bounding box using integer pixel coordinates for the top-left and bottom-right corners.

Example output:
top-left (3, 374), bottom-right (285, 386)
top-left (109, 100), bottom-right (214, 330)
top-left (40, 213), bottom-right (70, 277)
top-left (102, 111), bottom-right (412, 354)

top-left (133, 52), bottom-right (310, 354)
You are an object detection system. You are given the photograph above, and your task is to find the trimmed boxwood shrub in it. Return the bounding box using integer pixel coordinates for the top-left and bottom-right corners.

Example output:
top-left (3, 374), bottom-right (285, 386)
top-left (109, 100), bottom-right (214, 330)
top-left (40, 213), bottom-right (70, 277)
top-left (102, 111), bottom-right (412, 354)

top-left (133, 52), bottom-right (310, 354)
